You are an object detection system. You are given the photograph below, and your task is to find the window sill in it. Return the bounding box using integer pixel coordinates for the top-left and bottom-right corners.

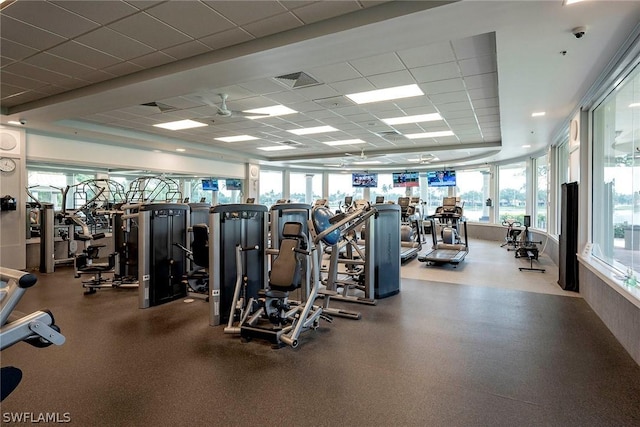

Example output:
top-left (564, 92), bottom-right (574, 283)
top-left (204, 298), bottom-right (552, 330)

top-left (578, 254), bottom-right (640, 309)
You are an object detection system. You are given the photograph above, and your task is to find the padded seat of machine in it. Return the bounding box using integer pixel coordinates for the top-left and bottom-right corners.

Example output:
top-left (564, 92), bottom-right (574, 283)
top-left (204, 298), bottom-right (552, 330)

top-left (269, 238), bottom-right (300, 292)
top-left (77, 252), bottom-right (116, 272)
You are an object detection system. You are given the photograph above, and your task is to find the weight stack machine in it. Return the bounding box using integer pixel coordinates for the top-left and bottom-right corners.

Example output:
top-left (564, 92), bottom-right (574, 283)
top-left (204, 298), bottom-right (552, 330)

top-left (209, 204), bottom-right (268, 326)
top-left (127, 203), bottom-right (189, 308)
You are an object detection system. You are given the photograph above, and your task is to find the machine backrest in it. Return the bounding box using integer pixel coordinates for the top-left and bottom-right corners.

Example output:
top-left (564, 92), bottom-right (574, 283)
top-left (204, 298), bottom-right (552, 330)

top-left (191, 224), bottom-right (209, 268)
top-left (269, 222), bottom-right (303, 292)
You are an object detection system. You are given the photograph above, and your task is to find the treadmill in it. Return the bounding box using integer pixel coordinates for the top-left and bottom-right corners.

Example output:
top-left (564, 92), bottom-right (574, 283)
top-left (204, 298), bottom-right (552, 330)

top-left (397, 197), bottom-right (422, 262)
top-left (418, 197), bottom-right (468, 266)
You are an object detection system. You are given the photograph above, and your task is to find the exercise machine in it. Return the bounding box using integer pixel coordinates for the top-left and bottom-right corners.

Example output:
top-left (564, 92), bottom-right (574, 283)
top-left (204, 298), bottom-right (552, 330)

top-left (418, 197), bottom-right (469, 267)
top-left (501, 219), bottom-right (523, 250)
top-left (311, 201), bottom-right (400, 318)
top-left (515, 215), bottom-right (545, 273)
top-left (236, 222), bottom-right (327, 348)
top-left (209, 204), bottom-right (268, 326)
top-left (396, 197), bottom-right (422, 262)
top-left (1, 267), bottom-right (66, 401)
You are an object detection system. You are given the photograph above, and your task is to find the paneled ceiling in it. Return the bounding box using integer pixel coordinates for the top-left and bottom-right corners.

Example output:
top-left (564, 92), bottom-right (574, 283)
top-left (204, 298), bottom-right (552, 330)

top-left (2, 0), bottom-right (640, 171)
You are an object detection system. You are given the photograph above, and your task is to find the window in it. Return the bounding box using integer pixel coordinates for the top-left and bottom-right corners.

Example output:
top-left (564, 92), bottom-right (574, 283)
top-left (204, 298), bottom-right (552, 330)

top-left (498, 162), bottom-right (527, 224)
top-left (535, 154), bottom-right (548, 230)
top-left (290, 172), bottom-right (322, 204)
top-left (456, 168), bottom-right (490, 223)
top-left (592, 63), bottom-right (640, 273)
top-left (259, 170), bottom-right (283, 206)
top-left (328, 173), bottom-right (361, 210)
top-left (371, 173), bottom-right (409, 205)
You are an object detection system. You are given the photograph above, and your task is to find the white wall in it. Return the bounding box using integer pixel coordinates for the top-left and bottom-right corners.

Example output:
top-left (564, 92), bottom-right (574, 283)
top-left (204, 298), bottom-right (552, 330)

top-left (26, 133), bottom-right (246, 178)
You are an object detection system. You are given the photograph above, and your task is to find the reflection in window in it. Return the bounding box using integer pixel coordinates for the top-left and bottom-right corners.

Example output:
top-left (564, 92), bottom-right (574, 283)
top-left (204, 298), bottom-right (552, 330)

top-left (498, 162), bottom-right (527, 224)
top-left (592, 63), bottom-right (640, 274)
top-left (259, 170), bottom-right (283, 206)
top-left (535, 154), bottom-right (548, 230)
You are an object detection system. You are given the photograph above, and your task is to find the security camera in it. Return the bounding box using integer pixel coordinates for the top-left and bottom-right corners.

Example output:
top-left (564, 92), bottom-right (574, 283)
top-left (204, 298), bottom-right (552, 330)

top-left (572, 26), bottom-right (586, 39)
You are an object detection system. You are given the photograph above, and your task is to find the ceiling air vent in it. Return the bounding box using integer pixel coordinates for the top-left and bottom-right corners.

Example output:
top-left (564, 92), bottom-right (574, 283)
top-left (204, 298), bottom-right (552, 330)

top-left (279, 140), bottom-right (302, 146)
top-left (377, 130), bottom-right (406, 141)
top-left (274, 71), bottom-right (320, 89)
top-left (140, 102), bottom-right (177, 113)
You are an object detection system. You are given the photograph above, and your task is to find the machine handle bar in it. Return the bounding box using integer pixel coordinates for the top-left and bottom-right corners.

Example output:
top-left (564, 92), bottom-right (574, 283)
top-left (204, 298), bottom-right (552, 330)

top-left (0, 267), bottom-right (37, 289)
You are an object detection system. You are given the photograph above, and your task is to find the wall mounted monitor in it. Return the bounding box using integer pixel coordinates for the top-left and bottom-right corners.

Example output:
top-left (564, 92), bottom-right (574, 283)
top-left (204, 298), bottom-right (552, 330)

top-left (392, 171), bottom-right (419, 188)
top-left (426, 170), bottom-right (456, 187)
top-left (352, 173), bottom-right (378, 188)
top-left (226, 179), bottom-right (242, 190)
top-left (202, 178), bottom-right (218, 191)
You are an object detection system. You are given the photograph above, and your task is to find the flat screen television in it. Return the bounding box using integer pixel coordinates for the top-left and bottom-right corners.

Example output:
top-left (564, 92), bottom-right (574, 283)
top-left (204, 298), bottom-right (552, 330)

top-left (426, 170), bottom-right (456, 187)
top-left (226, 179), bottom-right (242, 190)
top-left (352, 173), bottom-right (378, 188)
top-left (202, 178), bottom-right (218, 191)
top-left (392, 171), bottom-right (419, 188)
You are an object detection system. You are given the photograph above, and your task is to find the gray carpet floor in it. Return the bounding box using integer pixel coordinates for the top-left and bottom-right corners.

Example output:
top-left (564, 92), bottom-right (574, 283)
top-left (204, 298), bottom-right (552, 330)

top-left (2, 262), bottom-right (640, 426)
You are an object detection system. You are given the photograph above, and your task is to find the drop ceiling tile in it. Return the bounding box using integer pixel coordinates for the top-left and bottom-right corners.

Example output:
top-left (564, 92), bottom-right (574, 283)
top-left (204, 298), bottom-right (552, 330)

top-left (464, 73), bottom-right (498, 90)
top-left (129, 51), bottom-right (176, 68)
top-left (437, 101), bottom-right (472, 112)
top-left (441, 110), bottom-right (476, 120)
top-left (75, 27), bottom-right (155, 60)
top-left (475, 107), bottom-right (499, 117)
top-left (420, 78), bottom-right (465, 95)
top-left (290, 1), bottom-right (361, 24)
top-left (328, 78), bottom-right (376, 94)
top-left (145, 2), bottom-right (235, 38)
top-left (307, 62), bottom-right (361, 84)
top-left (390, 96), bottom-right (431, 109)
top-left (2, 62), bottom-right (70, 85)
top-left (458, 54), bottom-right (497, 77)
top-left (0, 82), bottom-right (25, 98)
top-left (3, 1), bottom-right (99, 39)
top-left (0, 56), bottom-right (17, 68)
top-left (125, 1), bottom-right (166, 11)
top-left (349, 52), bottom-right (405, 76)
top-left (446, 117), bottom-right (479, 126)
top-left (198, 27), bottom-right (254, 50)
top-left (0, 15), bottom-right (66, 50)
top-left (204, 1), bottom-right (287, 26)
top-left (367, 70), bottom-right (415, 88)
top-left (451, 32), bottom-right (495, 60)
top-left (467, 87), bottom-right (498, 100)
top-left (52, 1), bottom-right (139, 24)
top-left (290, 84), bottom-right (341, 101)
top-left (472, 97), bottom-right (499, 109)
top-left (397, 41), bottom-right (455, 68)
top-left (48, 41), bottom-right (122, 69)
top-left (23, 52), bottom-right (96, 78)
top-left (477, 114), bottom-right (500, 124)
top-left (102, 61), bottom-right (145, 76)
top-left (55, 77), bottom-right (91, 90)
top-left (429, 90), bottom-right (469, 105)
top-left (79, 70), bottom-right (114, 83)
top-left (0, 71), bottom-right (49, 90)
top-left (242, 12), bottom-right (303, 38)
top-left (0, 39), bottom-right (40, 61)
top-left (411, 62), bottom-right (460, 83)
top-left (161, 40), bottom-right (212, 60)
top-left (109, 12), bottom-right (193, 50)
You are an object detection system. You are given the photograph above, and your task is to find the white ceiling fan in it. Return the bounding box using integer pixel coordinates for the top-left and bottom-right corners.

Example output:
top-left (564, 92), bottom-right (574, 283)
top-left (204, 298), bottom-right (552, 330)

top-left (195, 93), bottom-right (269, 119)
top-left (344, 148), bottom-right (386, 161)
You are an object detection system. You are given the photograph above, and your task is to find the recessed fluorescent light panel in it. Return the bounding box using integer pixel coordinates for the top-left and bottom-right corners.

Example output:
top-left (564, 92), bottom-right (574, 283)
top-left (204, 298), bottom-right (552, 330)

top-left (287, 125), bottom-right (338, 135)
top-left (352, 160), bottom-right (382, 165)
top-left (153, 119), bottom-right (207, 130)
top-left (629, 102), bottom-right (640, 108)
top-left (322, 139), bottom-right (366, 146)
top-left (531, 112), bottom-right (546, 117)
top-left (381, 113), bottom-right (442, 125)
top-left (256, 145), bottom-right (296, 151)
top-left (345, 84), bottom-right (424, 104)
top-left (175, 148), bottom-right (186, 152)
top-left (244, 105), bottom-right (297, 117)
top-left (405, 130), bottom-right (455, 139)
top-left (214, 135), bottom-right (259, 143)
